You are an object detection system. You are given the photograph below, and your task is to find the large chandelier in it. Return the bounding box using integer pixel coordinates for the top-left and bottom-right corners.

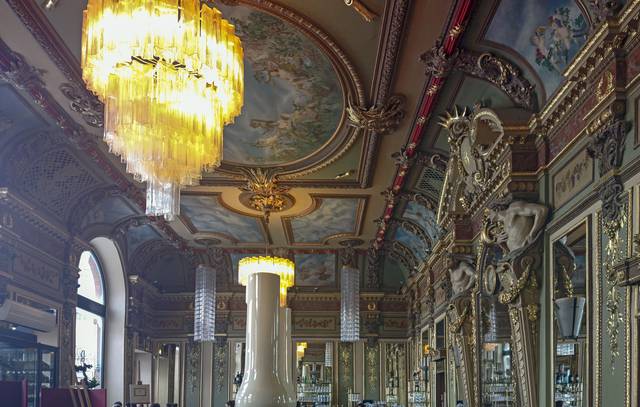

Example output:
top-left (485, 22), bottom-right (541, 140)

top-left (238, 256), bottom-right (295, 307)
top-left (340, 264), bottom-right (360, 342)
top-left (194, 265), bottom-right (216, 342)
top-left (81, 0), bottom-right (244, 219)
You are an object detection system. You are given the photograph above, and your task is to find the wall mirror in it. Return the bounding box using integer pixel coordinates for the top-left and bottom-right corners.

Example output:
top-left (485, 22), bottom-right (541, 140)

top-left (295, 340), bottom-right (333, 406)
top-left (152, 342), bottom-right (184, 406)
top-left (432, 317), bottom-right (447, 407)
top-left (552, 220), bottom-right (589, 407)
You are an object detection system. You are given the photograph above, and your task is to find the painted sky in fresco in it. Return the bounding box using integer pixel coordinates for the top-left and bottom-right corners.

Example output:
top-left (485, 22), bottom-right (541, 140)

top-left (217, 4), bottom-right (343, 165)
top-left (402, 201), bottom-right (441, 244)
top-left (294, 253), bottom-right (336, 287)
top-left (485, 0), bottom-right (588, 98)
top-left (181, 195), bottom-right (264, 243)
top-left (395, 227), bottom-right (427, 262)
top-left (126, 224), bottom-right (161, 256)
top-left (290, 198), bottom-right (360, 243)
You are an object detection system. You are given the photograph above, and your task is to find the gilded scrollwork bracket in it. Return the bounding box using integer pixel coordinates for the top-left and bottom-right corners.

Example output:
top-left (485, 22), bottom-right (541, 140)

top-left (587, 118), bottom-right (630, 235)
top-left (346, 94), bottom-right (405, 135)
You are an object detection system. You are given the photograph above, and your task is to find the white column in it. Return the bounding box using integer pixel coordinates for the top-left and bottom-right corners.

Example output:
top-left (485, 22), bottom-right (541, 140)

top-left (278, 307), bottom-right (296, 403)
top-left (236, 272), bottom-right (292, 406)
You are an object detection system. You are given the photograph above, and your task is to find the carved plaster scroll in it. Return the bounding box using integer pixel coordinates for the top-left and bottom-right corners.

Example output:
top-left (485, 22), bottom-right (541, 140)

top-left (59, 82), bottom-right (104, 128)
top-left (587, 119), bottom-right (631, 234)
top-left (346, 94), bottom-right (405, 135)
top-left (421, 42), bottom-right (537, 110)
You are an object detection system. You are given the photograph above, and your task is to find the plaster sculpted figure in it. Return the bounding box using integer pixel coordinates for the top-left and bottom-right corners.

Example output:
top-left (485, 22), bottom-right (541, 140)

top-left (490, 200), bottom-right (548, 254)
top-left (448, 257), bottom-right (476, 295)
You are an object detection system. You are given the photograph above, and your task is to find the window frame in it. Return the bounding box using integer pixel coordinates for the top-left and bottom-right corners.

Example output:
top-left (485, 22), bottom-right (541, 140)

top-left (76, 250), bottom-right (106, 387)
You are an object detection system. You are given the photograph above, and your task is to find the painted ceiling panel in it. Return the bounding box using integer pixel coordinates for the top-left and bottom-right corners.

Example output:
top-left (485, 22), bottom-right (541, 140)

top-left (126, 225), bottom-right (161, 257)
top-left (0, 85), bottom-right (48, 147)
top-left (80, 196), bottom-right (137, 229)
top-left (216, 4), bottom-right (343, 166)
top-left (484, 0), bottom-right (589, 99)
top-left (288, 197), bottom-right (362, 244)
top-left (180, 195), bottom-right (265, 243)
top-left (394, 227), bottom-right (427, 262)
top-left (294, 253), bottom-right (336, 287)
top-left (402, 201), bottom-right (441, 243)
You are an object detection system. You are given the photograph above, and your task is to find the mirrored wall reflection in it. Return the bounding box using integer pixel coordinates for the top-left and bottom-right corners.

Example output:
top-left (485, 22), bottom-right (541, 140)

top-left (408, 328), bottom-right (429, 407)
top-left (479, 245), bottom-right (516, 406)
top-left (295, 341), bottom-right (333, 406)
top-left (480, 299), bottom-right (515, 406)
top-left (553, 221), bottom-right (588, 407)
top-left (432, 318), bottom-right (447, 407)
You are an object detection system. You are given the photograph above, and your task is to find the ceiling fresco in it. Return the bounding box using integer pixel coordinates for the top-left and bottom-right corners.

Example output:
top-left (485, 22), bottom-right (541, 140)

top-left (402, 201), bottom-right (441, 243)
top-left (484, 0), bottom-right (589, 99)
top-left (394, 227), bottom-right (427, 262)
top-left (216, 4), bottom-right (344, 166)
top-left (79, 196), bottom-right (137, 230)
top-left (0, 85), bottom-right (48, 147)
top-left (285, 196), bottom-right (366, 245)
top-left (180, 195), bottom-right (266, 244)
top-left (294, 253), bottom-right (336, 287)
top-left (126, 224), bottom-right (161, 257)
top-left (0, 0), bottom-right (462, 292)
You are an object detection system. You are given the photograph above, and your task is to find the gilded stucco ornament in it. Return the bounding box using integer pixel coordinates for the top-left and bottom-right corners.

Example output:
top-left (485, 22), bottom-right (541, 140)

top-left (420, 39), bottom-right (458, 79)
top-left (586, 118), bottom-right (630, 368)
top-left (346, 94), bottom-right (405, 135)
top-left (59, 82), bottom-right (104, 128)
top-left (344, 0), bottom-right (378, 22)
top-left (0, 48), bottom-right (45, 90)
top-left (587, 118), bottom-right (630, 234)
top-left (437, 106), bottom-right (510, 223)
top-left (238, 167), bottom-right (292, 222)
top-left (455, 51), bottom-right (537, 110)
top-left (421, 45), bottom-right (537, 109)
top-left (480, 199), bottom-right (548, 407)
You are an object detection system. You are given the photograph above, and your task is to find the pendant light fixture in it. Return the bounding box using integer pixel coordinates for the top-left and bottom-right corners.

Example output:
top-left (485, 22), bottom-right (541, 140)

top-left (81, 0), bottom-right (244, 219)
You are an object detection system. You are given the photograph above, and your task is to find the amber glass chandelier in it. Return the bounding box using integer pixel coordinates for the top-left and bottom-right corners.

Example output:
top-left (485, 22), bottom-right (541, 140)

top-left (82, 0), bottom-right (244, 219)
top-left (238, 256), bottom-right (295, 307)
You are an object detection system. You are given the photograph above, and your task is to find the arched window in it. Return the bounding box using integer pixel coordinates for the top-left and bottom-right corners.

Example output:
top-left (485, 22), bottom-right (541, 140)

top-left (75, 250), bottom-right (105, 386)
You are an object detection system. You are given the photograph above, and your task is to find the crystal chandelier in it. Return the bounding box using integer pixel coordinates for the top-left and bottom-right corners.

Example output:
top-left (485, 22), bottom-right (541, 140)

top-left (324, 342), bottom-right (333, 367)
top-left (194, 265), bottom-right (216, 342)
top-left (340, 265), bottom-right (360, 342)
top-left (238, 256), bottom-right (295, 307)
top-left (82, 0), bottom-right (244, 220)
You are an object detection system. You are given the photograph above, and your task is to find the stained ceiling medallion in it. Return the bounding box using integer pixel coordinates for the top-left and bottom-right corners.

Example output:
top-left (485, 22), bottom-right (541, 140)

top-left (82, 0), bottom-right (244, 220)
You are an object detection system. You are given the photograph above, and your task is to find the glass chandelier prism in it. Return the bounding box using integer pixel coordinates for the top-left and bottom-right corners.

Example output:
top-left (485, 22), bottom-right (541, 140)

top-left (194, 265), bottom-right (216, 342)
top-left (238, 256), bottom-right (295, 307)
top-left (340, 265), bottom-right (360, 342)
top-left (81, 0), bottom-right (244, 220)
